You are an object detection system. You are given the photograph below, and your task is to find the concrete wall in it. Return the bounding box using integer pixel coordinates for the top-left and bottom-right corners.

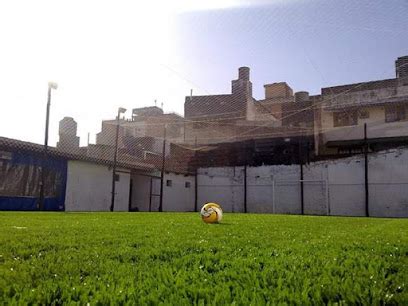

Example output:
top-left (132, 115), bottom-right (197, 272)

top-left (65, 160), bottom-right (130, 211)
top-left (197, 167), bottom-right (245, 212)
top-left (326, 158), bottom-right (365, 216)
top-left (130, 174), bottom-right (152, 211)
top-left (368, 149), bottom-right (408, 217)
top-left (130, 172), bottom-right (195, 212)
top-left (163, 173), bottom-right (195, 212)
top-left (247, 165), bottom-right (300, 214)
top-left (64, 149), bottom-right (408, 217)
top-left (197, 148), bottom-right (408, 217)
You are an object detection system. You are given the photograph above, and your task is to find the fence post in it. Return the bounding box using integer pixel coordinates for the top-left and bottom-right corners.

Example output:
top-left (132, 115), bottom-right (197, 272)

top-left (364, 123), bottom-right (369, 217)
top-left (194, 170), bottom-right (198, 212)
top-left (244, 164), bottom-right (247, 213)
top-left (159, 125), bottom-right (167, 212)
top-left (299, 138), bottom-right (304, 215)
top-left (149, 177), bottom-right (153, 212)
top-left (272, 178), bottom-right (275, 214)
top-left (325, 179), bottom-right (330, 215)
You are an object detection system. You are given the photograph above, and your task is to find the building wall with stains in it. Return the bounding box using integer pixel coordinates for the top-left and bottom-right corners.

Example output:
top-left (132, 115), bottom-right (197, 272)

top-left (197, 148), bottom-right (408, 217)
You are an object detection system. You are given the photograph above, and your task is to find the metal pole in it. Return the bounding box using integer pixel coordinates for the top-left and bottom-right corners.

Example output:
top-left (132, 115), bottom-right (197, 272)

top-left (194, 136), bottom-right (198, 212)
top-left (194, 170), bottom-right (198, 212)
top-left (39, 87), bottom-right (52, 211)
top-left (272, 178), bottom-right (275, 214)
top-left (325, 179), bottom-right (330, 216)
top-left (159, 125), bottom-right (167, 212)
top-left (364, 123), bottom-right (369, 217)
top-left (110, 111), bottom-right (121, 212)
top-left (149, 177), bottom-right (153, 212)
top-left (128, 179), bottom-right (133, 212)
top-left (45, 87), bottom-right (51, 151)
top-left (244, 164), bottom-right (247, 213)
top-left (299, 137), bottom-right (304, 215)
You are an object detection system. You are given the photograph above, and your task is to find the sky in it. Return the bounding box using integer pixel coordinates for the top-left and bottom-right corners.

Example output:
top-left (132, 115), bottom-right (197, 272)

top-left (0, 0), bottom-right (407, 146)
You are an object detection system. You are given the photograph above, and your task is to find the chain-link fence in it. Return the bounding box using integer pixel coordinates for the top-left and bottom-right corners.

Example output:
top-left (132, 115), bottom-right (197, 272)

top-left (1, 58), bottom-right (408, 214)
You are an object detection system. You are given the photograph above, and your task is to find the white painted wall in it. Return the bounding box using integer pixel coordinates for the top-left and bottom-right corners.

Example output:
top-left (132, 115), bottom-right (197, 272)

top-left (303, 163), bottom-right (329, 215)
top-left (65, 160), bottom-right (130, 211)
top-left (130, 174), bottom-right (151, 211)
top-left (130, 172), bottom-right (195, 212)
top-left (197, 148), bottom-right (408, 217)
top-left (248, 165), bottom-right (300, 214)
top-left (114, 170), bottom-right (131, 211)
top-left (197, 167), bottom-right (245, 212)
top-left (326, 158), bottom-right (365, 216)
top-left (368, 149), bottom-right (408, 217)
top-left (163, 172), bottom-right (195, 212)
top-left (130, 174), bottom-right (161, 211)
top-left (64, 149), bottom-right (408, 217)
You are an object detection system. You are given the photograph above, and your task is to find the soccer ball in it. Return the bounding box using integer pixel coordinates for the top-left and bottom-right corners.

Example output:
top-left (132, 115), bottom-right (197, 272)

top-left (200, 202), bottom-right (223, 224)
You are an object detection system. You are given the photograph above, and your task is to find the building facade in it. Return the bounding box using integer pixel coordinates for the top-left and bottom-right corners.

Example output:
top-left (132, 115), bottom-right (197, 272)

top-left (316, 55), bottom-right (408, 155)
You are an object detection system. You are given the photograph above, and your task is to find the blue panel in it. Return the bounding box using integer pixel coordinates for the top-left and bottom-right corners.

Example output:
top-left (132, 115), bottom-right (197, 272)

top-left (0, 197), bottom-right (65, 211)
top-left (44, 197), bottom-right (65, 211)
top-left (0, 149), bottom-right (68, 211)
top-left (0, 197), bottom-right (37, 211)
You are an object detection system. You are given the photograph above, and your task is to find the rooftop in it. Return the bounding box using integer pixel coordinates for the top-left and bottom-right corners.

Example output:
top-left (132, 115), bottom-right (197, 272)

top-left (0, 136), bottom-right (154, 171)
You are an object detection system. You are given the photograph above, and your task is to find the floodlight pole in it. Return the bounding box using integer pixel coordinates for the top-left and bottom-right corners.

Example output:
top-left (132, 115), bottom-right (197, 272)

top-left (110, 107), bottom-right (126, 212)
top-left (39, 82), bottom-right (57, 211)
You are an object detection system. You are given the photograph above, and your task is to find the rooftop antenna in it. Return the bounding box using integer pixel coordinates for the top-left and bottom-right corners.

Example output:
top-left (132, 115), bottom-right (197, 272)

top-left (154, 99), bottom-right (157, 107)
top-left (190, 89), bottom-right (193, 101)
top-left (161, 102), bottom-right (164, 111)
top-left (87, 132), bottom-right (90, 146)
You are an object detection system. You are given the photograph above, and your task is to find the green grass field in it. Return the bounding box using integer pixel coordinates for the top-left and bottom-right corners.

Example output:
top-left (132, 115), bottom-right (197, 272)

top-left (0, 213), bottom-right (407, 305)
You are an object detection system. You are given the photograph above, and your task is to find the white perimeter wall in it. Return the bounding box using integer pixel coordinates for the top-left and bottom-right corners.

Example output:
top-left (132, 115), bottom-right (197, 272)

top-left (198, 167), bottom-right (245, 212)
top-left (163, 173), bottom-right (195, 212)
top-left (130, 172), bottom-right (195, 212)
top-left (130, 174), bottom-right (153, 211)
top-left (65, 160), bottom-right (130, 211)
top-left (197, 148), bottom-right (408, 217)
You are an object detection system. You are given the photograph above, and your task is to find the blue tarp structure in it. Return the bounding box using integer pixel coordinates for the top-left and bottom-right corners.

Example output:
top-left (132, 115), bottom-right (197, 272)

top-left (0, 149), bottom-right (67, 211)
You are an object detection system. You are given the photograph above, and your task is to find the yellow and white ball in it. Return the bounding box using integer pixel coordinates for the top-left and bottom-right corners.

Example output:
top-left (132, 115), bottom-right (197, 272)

top-left (200, 203), bottom-right (223, 224)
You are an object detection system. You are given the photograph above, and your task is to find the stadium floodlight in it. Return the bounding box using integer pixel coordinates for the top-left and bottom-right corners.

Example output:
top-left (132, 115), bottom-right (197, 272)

top-left (110, 107), bottom-right (127, 212)
top-left (48, 82), bottom-right (58, 90)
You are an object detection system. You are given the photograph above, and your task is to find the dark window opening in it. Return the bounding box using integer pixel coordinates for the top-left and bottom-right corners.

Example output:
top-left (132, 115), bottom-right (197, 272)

top-left (359, 109), bottom-right (369, 119)
top-left (333, 111), bottom-right (358, 127)
top-left (166, 180), bottom-right (172, 187)
top-left (185, 182), bottom-right (191, 188)
top-left (385, 105), bottom-right (406, 122)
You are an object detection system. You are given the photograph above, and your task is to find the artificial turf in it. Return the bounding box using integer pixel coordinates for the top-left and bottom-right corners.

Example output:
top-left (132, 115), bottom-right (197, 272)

top-left (0, 212), bottom-right (407, 304)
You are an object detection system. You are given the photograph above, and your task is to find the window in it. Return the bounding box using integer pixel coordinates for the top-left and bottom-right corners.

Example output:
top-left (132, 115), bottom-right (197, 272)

top-left (333, 111), bottom-right (358, 127)
top-left (185, 182), bottom-right (191, 188)
top-left (385, 105), bottom-right (406, 122)
top-left (166, 180), bottom-right (172, 187)
top-left (358, 109), bottom-right (369, 119)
